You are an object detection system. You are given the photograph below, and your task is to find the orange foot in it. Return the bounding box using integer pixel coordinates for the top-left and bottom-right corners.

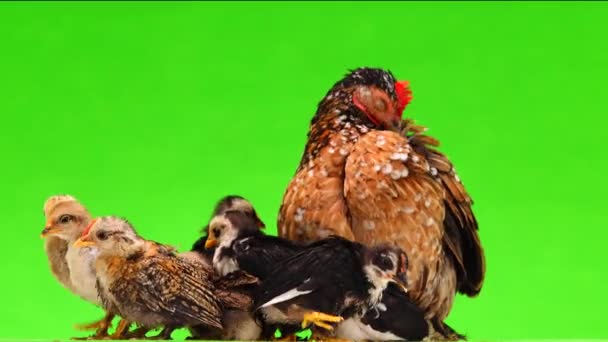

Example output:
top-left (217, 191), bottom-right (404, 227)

top-left (301, 312), bottom-right (343, 331)
top-left (109, 319), bottom-right (132, 340)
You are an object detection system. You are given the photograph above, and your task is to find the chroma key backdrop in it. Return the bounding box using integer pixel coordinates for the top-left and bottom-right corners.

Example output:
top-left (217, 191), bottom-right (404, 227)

top-left (1, 1), bottom-right (607, 340)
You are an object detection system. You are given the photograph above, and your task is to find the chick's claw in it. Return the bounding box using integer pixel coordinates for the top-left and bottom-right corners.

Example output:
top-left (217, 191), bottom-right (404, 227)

top-left (301, 312), bottom-right (344, 330)
top-left (109, 319), bottom-right (132, 340)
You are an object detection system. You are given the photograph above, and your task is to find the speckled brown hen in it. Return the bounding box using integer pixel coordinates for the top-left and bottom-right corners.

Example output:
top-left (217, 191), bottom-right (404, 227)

top-left (74, 216), bottom-right (224, 339)
top-left (278, 67), bottom-right (485, 321)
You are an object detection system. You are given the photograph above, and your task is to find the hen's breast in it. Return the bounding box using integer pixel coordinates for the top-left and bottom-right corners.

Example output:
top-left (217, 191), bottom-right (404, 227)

top-left (279, 120), bottom-right (369, 242)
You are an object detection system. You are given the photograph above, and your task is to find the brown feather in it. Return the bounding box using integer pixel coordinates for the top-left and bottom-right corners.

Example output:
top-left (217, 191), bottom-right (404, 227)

top-left (44, 237), bottom-right (74, 292)
top-left (405, 120), bottom-right (485, 296)
top-left (99, 252), bottom-right (223, 330)
top-left (279, 78), bottom-right (485, 320)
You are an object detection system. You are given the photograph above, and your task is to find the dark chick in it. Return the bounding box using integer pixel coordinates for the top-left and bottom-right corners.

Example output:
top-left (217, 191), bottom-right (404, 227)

top-left (205, 210), bottom-right (304, 279)
top-left (185, 196), bottom-right (269, 341)
top-left (254, 236), bottom-right (409, 335)
top-left (187, 195), bottom-right (266, 267)
top-left (73, 216), bottom-right (223, 339)
top-left (336, 282), bottom-right (465, 341)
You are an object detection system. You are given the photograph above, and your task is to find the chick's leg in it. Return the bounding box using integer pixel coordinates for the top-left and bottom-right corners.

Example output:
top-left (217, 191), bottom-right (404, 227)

top-left (301, 312), bottom-right (343, 331)
top-left (109, 319), bottom-right (131, 339)
top-left (74, 312), bottom-right (114, 336)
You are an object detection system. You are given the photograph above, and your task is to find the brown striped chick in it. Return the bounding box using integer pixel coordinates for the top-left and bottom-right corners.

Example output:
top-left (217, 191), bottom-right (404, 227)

top-left (190, 270), bottom-right (262, 341)
top-left (74, 216), bottom-right (224, 340)
top-left (41, 195), bottom-right (114, 338)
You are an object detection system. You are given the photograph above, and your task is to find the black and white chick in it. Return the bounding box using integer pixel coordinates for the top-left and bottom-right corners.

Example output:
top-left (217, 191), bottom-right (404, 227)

top-left (253, 236), bottom-right (409, 336)
top-left (335, 281), bottom-right (465, 341)
top-left (186, 195), bottom-right (266, 267)
top-left (204, 209), bottom-right (304, 279)
top-left (186, 196), bottom-right (269, 341)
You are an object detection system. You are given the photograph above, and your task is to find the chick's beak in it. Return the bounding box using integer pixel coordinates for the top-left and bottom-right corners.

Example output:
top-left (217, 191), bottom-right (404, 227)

top-left (74, 236), bottom-right (96, 248)
top-left (255, 215), bottom-right (266, 229)
top-left (389, 272), bottom-right (409, 293)
top-left (40, 223), bottom-right (59, 238)
top-left (204, 238), bottom-right (217, 249)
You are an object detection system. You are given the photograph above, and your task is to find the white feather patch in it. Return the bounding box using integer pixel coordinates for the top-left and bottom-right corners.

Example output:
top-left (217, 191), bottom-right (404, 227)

top-left (260, 282), bottom-right (313, 308)
top-left (336, 316), bottom-right (402, 341)
top-left (216, 257), bottom-right (239, 276)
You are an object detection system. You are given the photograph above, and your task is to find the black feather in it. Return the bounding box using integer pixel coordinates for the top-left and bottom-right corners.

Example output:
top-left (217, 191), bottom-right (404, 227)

top-left (254, 236), bottom-right (370, 316)
top-left (360, 282), bottom-right (429, 341)
top-left (231, 231), bottom-right (304, 280)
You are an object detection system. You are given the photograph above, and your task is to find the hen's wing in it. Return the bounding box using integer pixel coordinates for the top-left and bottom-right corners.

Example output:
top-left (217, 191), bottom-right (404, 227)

top-left (343, 129), bottom-right (484, 318)
top-left (407, 124), bottom-right (485, 295)
top-left (111, 255), bottom-right (223, 329)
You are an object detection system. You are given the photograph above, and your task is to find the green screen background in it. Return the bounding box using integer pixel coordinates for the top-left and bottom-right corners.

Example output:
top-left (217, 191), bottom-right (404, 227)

top-left (1, 1), bottom-right (606, 340)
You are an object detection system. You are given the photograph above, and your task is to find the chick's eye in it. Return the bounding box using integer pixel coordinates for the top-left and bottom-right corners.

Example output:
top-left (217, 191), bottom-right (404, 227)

top-left (96, 231), bottom-right (108, 240)
top-left (375, 255), bottom-right (393, 270)
top-left (212, 227), bottom-right (221, 237)
top-left (58, 215), bottom-right (73, 224)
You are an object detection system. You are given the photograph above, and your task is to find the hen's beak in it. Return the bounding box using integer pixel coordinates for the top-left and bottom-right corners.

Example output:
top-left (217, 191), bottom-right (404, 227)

top-left (40, 223), bottom-right (60, 238)
top-left (74, 236), bottom-right (96, 248)
top-left (388, 118), bottom-right (403, 133)
top-left (204, 238), bottom-right (217, 249)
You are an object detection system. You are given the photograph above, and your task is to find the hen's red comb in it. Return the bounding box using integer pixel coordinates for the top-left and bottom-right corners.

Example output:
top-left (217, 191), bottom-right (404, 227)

top-left (81, 217), bottom-right (99, 238)
top-left (395, 80), bottom-right (413, 114)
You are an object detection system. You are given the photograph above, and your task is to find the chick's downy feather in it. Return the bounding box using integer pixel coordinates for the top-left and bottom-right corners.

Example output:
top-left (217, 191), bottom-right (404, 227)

top-left (98, 248), bottom-right (222, 330)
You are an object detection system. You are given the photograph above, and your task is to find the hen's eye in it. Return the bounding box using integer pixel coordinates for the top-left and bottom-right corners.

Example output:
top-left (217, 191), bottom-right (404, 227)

top-left (96, 231), bottom-right (108, 241)
top-left (374, 98), bottom-right (387, 111)
top-left (58, 215), bottom-right (73, 224)
top-left (212, 227), bottom-right (222, 237)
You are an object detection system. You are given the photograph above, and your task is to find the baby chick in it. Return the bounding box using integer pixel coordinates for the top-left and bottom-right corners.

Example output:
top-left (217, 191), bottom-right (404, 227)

top-left (254, 236), bottom-right (409, 336)
top-left (41, 195), bottom-right (114, 338)
top-left (188, 195), bottom-right (268, 341)
top-left (205, 209), bottom-right (303, 279)
top-left (335, 281), bottom-right (464, 341)
top-left (74, 216), bottom-right (224, 339)
top-left (186, 195), bottom-right (267, 268)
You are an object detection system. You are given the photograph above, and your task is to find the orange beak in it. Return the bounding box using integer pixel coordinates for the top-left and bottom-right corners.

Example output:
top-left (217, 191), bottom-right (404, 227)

top-left (384, 270), bottom-right (409, 294)
top-left (73, 218), bottom-right (99, 248)
top-left (73, 235), bottom-right (96, 248)
top-left (204, 238), bottom-right (217, 249)
top-left (40, 222), bottom-right (60, 238)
